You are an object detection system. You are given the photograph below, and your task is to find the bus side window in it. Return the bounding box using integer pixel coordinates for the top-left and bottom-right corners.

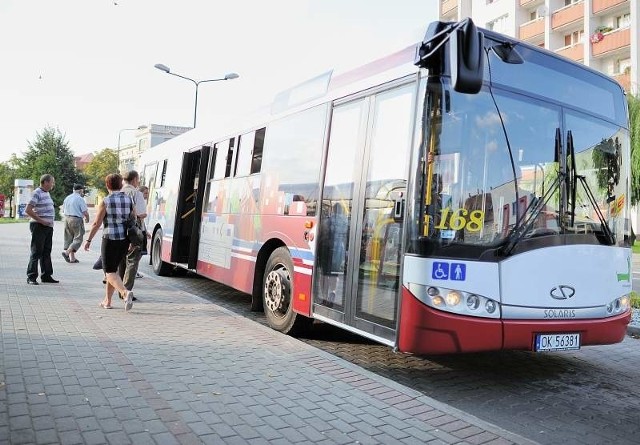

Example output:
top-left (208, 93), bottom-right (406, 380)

top-left (225, 137), bottom-right (236, 178)
top-left (251, 128), bottom-right (266, 174)
top-left (236, 132), bottom-right (255, 177)
top-left (208, 146), bottom-right (218, 180)
top-left (235, 127), bottom-right (266, 177)
top-left (213, 141), bottom-right (229, 180)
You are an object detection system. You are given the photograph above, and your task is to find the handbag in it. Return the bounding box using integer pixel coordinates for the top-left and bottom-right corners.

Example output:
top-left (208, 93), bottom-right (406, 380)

top-left (140, 231), bottom-right (148, 255)
top-left (126, 213), bottom-right (145, 246)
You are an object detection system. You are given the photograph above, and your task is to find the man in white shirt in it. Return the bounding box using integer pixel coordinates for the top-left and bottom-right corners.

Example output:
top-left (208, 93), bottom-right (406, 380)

top-left (61, 184), bottom-right (90, 263)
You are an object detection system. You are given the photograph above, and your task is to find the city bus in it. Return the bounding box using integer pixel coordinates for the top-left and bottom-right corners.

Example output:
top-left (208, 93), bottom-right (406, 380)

top-left (139, 19), bottom-right (632, 354)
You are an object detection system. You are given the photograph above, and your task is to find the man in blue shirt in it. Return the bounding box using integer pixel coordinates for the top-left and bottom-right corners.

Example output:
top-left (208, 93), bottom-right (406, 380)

top-left (26, 174), bottom-right (58, 284)
top-left (61, 184), bottom-right (90, 263)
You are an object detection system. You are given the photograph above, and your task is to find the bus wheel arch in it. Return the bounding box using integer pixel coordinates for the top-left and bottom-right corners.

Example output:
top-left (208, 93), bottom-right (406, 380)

top-left (262, 245), bottom-right (313, 336)
top-left (151, 228), bottom-right (173, 276)
top-left (252, 240), bottom-right (284, 312)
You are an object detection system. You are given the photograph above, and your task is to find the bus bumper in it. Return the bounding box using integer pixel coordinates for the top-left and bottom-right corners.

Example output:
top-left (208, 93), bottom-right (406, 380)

top-left (397, 287), bottom-right (631, 354)
top-left (398, 287), bottom-right (503, 354)
top-left (502, 312), bottom-right (630, 350)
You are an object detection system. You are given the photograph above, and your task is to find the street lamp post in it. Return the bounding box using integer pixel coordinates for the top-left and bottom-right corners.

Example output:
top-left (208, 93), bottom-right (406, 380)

top-left (117, 125), bottom-right (147, 173)
top-left (153, 63), bottom-right (239, 128)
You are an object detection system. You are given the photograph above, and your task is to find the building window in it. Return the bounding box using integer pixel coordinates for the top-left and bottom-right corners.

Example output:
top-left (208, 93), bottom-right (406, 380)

top-left (564, 0), bottom-right (580, 5)
top-left (564, 30), bottom-right (583, 46)
top-left (486, 14), bottom-right (508, 33)
top-left (614, 58), bottom-right (631, 75)
top-left (616, 13), bottom-right (630, 29)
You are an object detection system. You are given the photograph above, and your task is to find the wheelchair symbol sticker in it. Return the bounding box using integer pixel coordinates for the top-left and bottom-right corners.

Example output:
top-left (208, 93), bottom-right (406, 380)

top-left (432, 262), bottom-right (466, 281)
top-left (432, 262), bottom-right (449, 280)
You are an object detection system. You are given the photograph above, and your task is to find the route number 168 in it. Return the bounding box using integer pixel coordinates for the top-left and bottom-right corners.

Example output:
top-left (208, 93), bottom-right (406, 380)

top-left (434, 208), bottom-right (484, 232)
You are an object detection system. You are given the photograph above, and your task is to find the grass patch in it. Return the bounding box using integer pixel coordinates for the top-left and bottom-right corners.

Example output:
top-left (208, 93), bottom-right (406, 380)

top-left (633, 242), bottom-right (640, 255)
top-left (631, 292), bottom-right (640, 309)
top-left (0, 218), bottom-right (28, 224)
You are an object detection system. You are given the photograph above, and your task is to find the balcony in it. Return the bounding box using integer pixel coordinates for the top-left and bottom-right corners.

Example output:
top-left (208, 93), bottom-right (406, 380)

top-left (441, 0), bottom-right (457, 17)
top-left (592, 27), bottom-right (631, 56)
top-left (551, 1), bottom-right (584, 29)
top-left (613, 72), bottom-right (631, 91)
top-left (556, 43), bottom-right (584, 61)
top-left (519, 18), bottom-right (545, 40)
top-left (520, 0), bottom-right (544, 6)
top-left (593, 0), bottom-right (629, 14)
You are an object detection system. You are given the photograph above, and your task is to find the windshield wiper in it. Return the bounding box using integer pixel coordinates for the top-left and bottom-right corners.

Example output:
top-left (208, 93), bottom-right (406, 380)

top-left (566, 131), bottom-right (615, 245)
top-left (500, 128), bottom-right (563, 255)
top-left (500, 170), bottom-right (563, 256)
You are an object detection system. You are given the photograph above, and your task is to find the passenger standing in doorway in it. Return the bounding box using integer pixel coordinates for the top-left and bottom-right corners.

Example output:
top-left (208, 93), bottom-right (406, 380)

top-left (118, 170), bottom-right (146, 300)
top-left (61, 184), bottom-right (90, 263)
top-left (136, 185), bottom-right (150, 277)
top-left (26, 174), bottom-right (59, 285)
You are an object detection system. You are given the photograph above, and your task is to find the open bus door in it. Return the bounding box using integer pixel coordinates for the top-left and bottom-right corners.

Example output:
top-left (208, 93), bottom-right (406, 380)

top-left (172, 146), bottom-right (210, 268)
top-left (312, 81), bottom-right (416, 345)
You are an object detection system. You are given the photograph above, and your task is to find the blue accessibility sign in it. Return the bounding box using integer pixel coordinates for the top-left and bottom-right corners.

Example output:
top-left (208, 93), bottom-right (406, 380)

top-left (432, 262), bottom-right (466, 281)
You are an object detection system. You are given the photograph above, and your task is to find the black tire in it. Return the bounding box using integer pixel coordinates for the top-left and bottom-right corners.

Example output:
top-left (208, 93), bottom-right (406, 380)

top-left (263, 247), bottom-right (313, 335)
top-left (151, 230), bottom-right (173, 276)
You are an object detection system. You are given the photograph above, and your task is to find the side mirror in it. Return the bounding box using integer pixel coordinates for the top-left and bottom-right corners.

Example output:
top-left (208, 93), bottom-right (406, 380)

top-left (449, 19), bottom-right (485, 94)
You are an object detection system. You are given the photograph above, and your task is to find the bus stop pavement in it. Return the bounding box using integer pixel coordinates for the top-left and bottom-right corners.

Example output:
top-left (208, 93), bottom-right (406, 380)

top-left (0, 221), bottom-right (538, 444)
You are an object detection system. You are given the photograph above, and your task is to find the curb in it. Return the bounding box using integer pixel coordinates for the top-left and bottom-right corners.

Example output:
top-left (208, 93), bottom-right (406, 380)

top-left (628, 325), bottom-right (640, 337)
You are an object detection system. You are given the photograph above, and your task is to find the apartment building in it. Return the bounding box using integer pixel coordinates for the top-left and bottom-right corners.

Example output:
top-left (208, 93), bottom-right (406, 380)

top-left (440, 0), bottom-right (638, 95)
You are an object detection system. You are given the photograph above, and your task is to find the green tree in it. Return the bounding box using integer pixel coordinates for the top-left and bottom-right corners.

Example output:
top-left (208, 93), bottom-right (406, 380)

top-left (84, 148), bottom-right (118, 197)
top-left (629, 95), bottom-right (640, 205)
top-left (17, 126), bottom-right (85, 219)
top-left (0, 157), bottom-right (18, 216)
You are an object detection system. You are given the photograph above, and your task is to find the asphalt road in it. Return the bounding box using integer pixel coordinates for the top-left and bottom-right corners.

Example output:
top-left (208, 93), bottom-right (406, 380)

top-left (134, 258), bottom-right (640, 445)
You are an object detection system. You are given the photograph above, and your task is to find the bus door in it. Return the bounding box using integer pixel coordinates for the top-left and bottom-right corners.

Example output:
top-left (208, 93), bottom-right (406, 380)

top-left (313, 81), bottom-right (417, 343)
top-left (172, 145), bottom-right (210, 268)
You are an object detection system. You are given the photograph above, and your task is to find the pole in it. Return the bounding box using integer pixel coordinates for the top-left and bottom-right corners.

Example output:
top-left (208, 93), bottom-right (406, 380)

top-left (117, 131), bottom-right (124, 173)
top-left (193, 82), bottom-right (199, 128)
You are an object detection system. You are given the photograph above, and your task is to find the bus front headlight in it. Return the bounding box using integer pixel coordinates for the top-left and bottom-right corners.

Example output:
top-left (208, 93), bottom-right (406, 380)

top-left (445, 291), bottom-right (461, 306)
top-left (407, 283), bottom-right (501, 319)
top-left (466, 294), bottom-right (480, 310)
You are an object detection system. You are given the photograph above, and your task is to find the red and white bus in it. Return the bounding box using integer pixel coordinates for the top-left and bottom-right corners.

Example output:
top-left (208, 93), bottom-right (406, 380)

top-left (139, 19), bottom-right (632, 354)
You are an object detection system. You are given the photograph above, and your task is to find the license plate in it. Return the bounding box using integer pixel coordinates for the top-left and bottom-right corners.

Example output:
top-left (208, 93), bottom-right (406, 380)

top-left (535, 333), bottom-right (581, 352)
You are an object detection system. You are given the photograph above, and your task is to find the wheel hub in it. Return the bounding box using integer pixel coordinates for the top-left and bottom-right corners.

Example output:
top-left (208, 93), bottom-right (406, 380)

top-left (264, 268), bottom-right (290, 313)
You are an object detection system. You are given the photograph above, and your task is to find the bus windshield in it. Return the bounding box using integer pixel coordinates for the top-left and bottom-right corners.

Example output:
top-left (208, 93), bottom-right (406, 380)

top-left (411, 53), bottom-right (630, 259)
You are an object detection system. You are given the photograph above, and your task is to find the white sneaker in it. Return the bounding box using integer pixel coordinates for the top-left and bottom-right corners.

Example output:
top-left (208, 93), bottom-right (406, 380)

top-left (124, 291), bottom-right (134, 312)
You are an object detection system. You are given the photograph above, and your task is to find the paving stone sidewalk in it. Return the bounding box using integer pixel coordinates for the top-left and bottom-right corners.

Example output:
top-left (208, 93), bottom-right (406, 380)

top-left (0, 221), bottom-right (537, 445)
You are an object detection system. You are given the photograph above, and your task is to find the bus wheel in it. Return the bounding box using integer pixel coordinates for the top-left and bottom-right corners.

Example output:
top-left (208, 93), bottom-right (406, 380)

top-left (263, 247), bottom-right (312, 336)
top-left (151, 230), bottom-right (172, 276)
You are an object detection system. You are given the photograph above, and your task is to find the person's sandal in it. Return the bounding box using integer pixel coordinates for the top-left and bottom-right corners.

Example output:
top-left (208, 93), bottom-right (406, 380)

top-left (124, 291), bottom-right (134, 312)
top-left (99, 302), bottom-right (112, 309)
